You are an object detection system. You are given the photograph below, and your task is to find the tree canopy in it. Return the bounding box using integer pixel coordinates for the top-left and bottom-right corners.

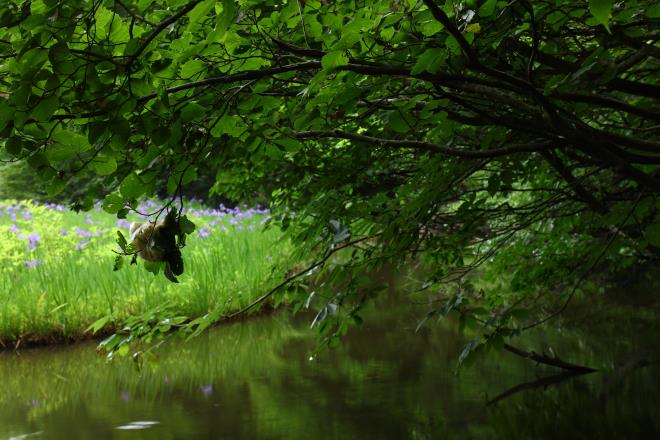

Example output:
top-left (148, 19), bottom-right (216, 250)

top-left (1, 0), bottom-right (659, 352)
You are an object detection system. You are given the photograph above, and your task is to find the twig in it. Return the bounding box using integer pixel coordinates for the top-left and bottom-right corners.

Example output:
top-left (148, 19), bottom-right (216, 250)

top-left (227, 235), bottom-right (376, 319)
top-left (115, 0), bottom-right (156, 26)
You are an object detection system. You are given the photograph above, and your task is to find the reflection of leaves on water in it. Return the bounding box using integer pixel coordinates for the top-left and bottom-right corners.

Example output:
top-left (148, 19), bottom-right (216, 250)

top-left (115, 421), bottom-right (160, 430)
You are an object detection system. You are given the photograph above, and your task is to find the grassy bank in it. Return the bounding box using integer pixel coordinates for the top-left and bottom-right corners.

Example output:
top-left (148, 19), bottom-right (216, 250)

top-left (0, 200), bottom-right (292, 347)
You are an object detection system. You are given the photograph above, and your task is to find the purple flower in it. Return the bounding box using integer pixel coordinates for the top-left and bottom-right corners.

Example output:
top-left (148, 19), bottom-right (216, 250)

top-left (115, 219), bottom-right (131, 229)
top-left (27, 233), bottom-right (39, 251)
top-left (60, 229), bottom-right (68, 236)
top-left (247, 225), bottom-right (255, 231)
top-left (84, 215), bottom-right (94, 224)
top-left (200, 384), bottom-right (213, 397)
top-left (22, 211), bottom-right (32, 221)
top-left (9, 224), bottom-right (20, 234)
top-left (75, 227), bottom-right (93, 238)
top-left (229, 217), bottom-right (238, 225)
top-left (75, 239), bottom-right (90, 250)
top-left (24, 260), bottom-right (42, 268)
top-left (197, 226), bottom-right (211, 238)
top-left (44, 203), bottom-right (65, 211)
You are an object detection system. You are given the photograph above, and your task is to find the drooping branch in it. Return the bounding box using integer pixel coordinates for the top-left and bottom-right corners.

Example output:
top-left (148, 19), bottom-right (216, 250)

top-left (540, 150), bottom-right (607, 213)
top-left (46, 61), bottom-right (322, 122)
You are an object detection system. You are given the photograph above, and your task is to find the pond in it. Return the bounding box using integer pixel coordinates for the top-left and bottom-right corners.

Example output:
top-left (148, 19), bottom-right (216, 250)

top-left (0, 296), bottom-right (658, 439)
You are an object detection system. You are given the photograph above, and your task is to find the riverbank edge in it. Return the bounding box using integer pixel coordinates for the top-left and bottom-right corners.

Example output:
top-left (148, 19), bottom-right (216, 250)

top-left (0, 302), bottom-right (279, 352)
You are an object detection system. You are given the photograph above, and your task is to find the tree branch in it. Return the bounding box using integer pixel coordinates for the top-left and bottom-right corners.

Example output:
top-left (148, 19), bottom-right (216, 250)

top-left (503, 343), bottom-right (598, 372)
top-left (123, 0), bottom-right (204, 67)
top-left (115, 0), bottom-right (157, 26)
top-left (293, 130), bottom-right (553, 159)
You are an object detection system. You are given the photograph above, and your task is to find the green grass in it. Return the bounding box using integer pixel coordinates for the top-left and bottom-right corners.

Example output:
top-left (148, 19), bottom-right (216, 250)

top-left (0, 200), bottom-right (292, 346)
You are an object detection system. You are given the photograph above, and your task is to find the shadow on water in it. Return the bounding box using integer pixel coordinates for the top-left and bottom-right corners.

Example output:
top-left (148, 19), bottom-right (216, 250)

top-left (0, 284), bottom-right (659, 439)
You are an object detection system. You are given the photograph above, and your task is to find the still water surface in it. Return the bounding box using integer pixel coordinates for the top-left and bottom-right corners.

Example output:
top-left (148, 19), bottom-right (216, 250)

top-left (0, 300), bottom-right (658, 439)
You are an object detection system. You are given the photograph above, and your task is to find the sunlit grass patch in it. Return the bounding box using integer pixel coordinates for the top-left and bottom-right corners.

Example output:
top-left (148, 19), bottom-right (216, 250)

top-left (0, 200), bottom-right (292, 346)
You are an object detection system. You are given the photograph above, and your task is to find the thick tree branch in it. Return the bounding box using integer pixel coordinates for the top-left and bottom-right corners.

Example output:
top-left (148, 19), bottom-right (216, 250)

top-left (557, 92), bottom-right (660, 123)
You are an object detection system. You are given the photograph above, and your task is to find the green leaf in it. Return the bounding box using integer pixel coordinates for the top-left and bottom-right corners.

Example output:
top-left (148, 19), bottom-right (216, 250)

top-left (115, 343), bottom-right (130, 357)
top-left (589, 0), bottom-right (613, 31)
top-left (647, 4), bottom-right (660, 18)
top-left (102, 192), bottom-right (125, 214)
top-left (411, 48), bottom-right (445, 75)
top-left (113, 254), bottom-right (124, 271)
top-left (117, 230), bottom-right (128, 250)
top-left (91, 155), bottom-right (117, 175)
top-left (458, 337), bottom-right (481, 367)
top-left (210, 114), bottom-right (247, 138)
top-left (52, 130), bottom-right (91, 153)
top-left (47, 179), bottom-right (66, 196)
top-left (30, 95), bottom-right (58, 122)
top-left (0, 102), bottom-right (12, 132)
top-left (187, 0), bottom-right (215, 32)
top-left (144, 261), bottom-right (163, 275)
top-left (99, 334), bottom-right (122, 352)
top-left (86, 315), bottom-right (111, 334)
top-left (120, 173), bottom-right (145, 199)
top-left (645, 222), bottom-right (660, 247)
top-left (179, 215), bottom-right (196, 234)
top-left (321, 51), bottom-right (349, 70)
top-left (479, 0), bottom-right (497, 17)
top-left (180, 102), bottom-right (207, 122)
top-left (421, 20), bottom-right (443, 36)
top-left (4, 137), bottom-right (23, 156)
top-left (216, 0), bottom-right (237, 34)
top-left (27, 152), bottom-right (50, 170)
top-left (180, 59), bottom-right (207, 78)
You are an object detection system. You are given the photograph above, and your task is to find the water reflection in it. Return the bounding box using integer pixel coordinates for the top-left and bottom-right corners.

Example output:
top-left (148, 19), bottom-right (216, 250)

top-left (115, 421), bottom-right (159, 430)
top-left (0, 303), bottom-right (658, 439)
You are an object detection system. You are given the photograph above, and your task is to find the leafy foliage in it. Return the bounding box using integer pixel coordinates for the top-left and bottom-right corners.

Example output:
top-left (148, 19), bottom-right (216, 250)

top-left (1, 0), bottom-right (659, 349)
